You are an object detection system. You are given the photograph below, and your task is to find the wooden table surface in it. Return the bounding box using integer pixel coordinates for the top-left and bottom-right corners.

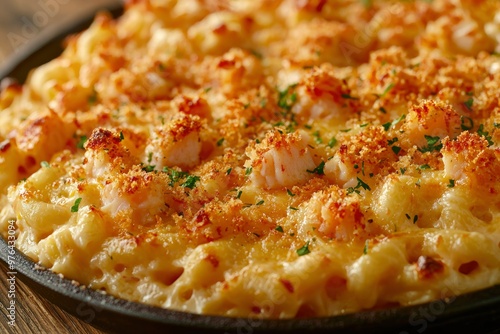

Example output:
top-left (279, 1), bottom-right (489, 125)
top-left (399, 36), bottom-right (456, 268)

top-left (0, 1), bottom-right (120, 333)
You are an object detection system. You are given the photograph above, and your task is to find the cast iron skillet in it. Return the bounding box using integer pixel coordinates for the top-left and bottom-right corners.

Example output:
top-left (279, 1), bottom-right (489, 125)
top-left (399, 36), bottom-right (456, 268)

top-left (1, 4), bottom-right (500, 334)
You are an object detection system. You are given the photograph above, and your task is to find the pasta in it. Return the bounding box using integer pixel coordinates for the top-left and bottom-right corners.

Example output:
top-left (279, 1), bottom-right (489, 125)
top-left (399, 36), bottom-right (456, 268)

top-left (1, 0), bottom-right (499, 318)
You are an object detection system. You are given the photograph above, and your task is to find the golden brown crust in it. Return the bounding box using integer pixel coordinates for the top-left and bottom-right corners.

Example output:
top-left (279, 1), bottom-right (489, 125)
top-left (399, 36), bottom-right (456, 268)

top-left (1, 0), bottom-right (500, 319)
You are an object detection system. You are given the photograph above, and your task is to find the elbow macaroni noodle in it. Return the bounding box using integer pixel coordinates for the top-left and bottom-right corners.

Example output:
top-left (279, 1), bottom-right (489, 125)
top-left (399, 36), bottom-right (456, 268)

top-left (0, 0), bottom-right (500, 318)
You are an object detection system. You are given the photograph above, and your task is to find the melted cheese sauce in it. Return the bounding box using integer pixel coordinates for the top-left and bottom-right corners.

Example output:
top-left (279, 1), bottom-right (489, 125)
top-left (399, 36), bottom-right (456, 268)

top-left (1, 0), bottom-right (500, 318)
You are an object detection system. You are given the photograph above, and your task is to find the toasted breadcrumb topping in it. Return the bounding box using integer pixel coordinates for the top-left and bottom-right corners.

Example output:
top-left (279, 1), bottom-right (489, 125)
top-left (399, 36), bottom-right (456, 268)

top-left (1, 0), bottom-right (500, 319)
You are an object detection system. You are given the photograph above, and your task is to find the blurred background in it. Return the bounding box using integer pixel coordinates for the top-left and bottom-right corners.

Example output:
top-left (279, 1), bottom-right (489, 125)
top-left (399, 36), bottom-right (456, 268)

top-left (0, 0), bottom-right (121, 73)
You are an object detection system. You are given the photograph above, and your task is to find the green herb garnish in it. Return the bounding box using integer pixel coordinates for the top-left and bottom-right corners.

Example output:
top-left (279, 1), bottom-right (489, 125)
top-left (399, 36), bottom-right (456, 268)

top-left (306, 161), bottom-right (326, 175)
top-left (297, 241), bottom-right (311, 256)
top-left (327, 137), bottom-right (338, 148)
top-left (71, 198), bottom-right (82, 213)
top-left (418, 135), bottom-right (442, 153)
top-left (77, 135), bottom-right (87, 149)
top-left (460, 116), bottom-right (474, 131)
top-left (181, 175), bottom-right (200, 189)
top-left (347, 177), bottom-right (371, 194)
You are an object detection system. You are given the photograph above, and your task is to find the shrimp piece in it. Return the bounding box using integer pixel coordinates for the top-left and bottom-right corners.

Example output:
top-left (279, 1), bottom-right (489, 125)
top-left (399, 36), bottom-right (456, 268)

top-left (442, 132), bottom-right (499, 193)
top-left (291, 65), bottom-right (353, 122)
top-left (324, 127), bottom-right (394, 188)
top-left (101, 168), bottom-right (166, 223)
top-left (245, 130), bottom-right (316, 189)
top-left (300, 186), bottom-right (366, 241)
top-left (145, 114), bottom-right (203, 170)
top-left (84, 128), bottom-right (135, 179)
top-left (401, 100), bottom-right (462, 148)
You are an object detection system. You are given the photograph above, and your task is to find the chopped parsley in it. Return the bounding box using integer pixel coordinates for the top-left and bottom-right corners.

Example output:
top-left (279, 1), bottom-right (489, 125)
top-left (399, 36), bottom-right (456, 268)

top-left (256, 200), bottom-right (265, 206)
top-left (327, 137), bottom-right (338, 148)
top-left (119, 131), bottom-right (125, 141)
top-left (460, 116), bottom-right (474, 131)
top-left (306, 161), bottom-right (326, 175)
top-left (391, 146), bottom-right (401, 155)
top-left (413, 215), bottom-right (419, 224)
top-left (226, 168), bottom-right (232, 175)
top-left (477, 124), bottom-right (493, 146)
top-left (393, 114), bottom-right (406, 126)
top-left (463, 98), bottom-right (474, 111)
top-left (297, 241), bottom-right (311, 256)
top-left (347, 177), bottom-right (371, 194)
top-left (400, 167), bottom-right (407, 175)
top-left (162, 167), bottom-right (200, 189)
top-left (76, 135), bottom-right (87, 149)
top-left (181, 175), bottom-right (200, 189)
top-left (142, 165), bottom-right (156, 173)
top-left (379, 83), bottom-right (395, 98)
top-left (341, 93), bottom-right (359, 100)
top-left (418, 135), bottom-right (442, 153)
top-left (387, 137), bottom-right (401, 155)
top-left (379, 107), bottom-right (387, 114)
top-left (275, 226), bottom-right (284, 232)
top-left (88, 90), bottom-right (98, 104)
top-left (418, 164), bottom-right (431, 170)
top-left (216, 138), bottom-right (225, 146)
top-left (447, 179), bottom-right (455, 188)
top-left (363, 240), bottom-right (369, 255)
top-left (71, 198), bottom-right (82, 213)
top-left (387, 137), bottom-right (399, 145)
top-left (245, 167), bottom-right (253, 175)
top-left (236, 190), bottom-right (242, 199)
top-left (41, 161), bottom-right (50, 168)
top-left (312, 131), bottom-right (323, 144)
top-left (382, 122), bottom-right (392, 131)
top-left (277, 85), bottom-right (298, 111)
top-left (287, 189), bottom-right (295, 197)
top-left (289, 206), bottom-right (299, 211)
top-left (142, 153), bottom-right (155, 172)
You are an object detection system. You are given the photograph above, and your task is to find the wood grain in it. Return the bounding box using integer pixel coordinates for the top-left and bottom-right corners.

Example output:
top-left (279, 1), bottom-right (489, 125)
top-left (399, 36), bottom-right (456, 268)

top-left (0, 261), bottom-right (105, 334)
